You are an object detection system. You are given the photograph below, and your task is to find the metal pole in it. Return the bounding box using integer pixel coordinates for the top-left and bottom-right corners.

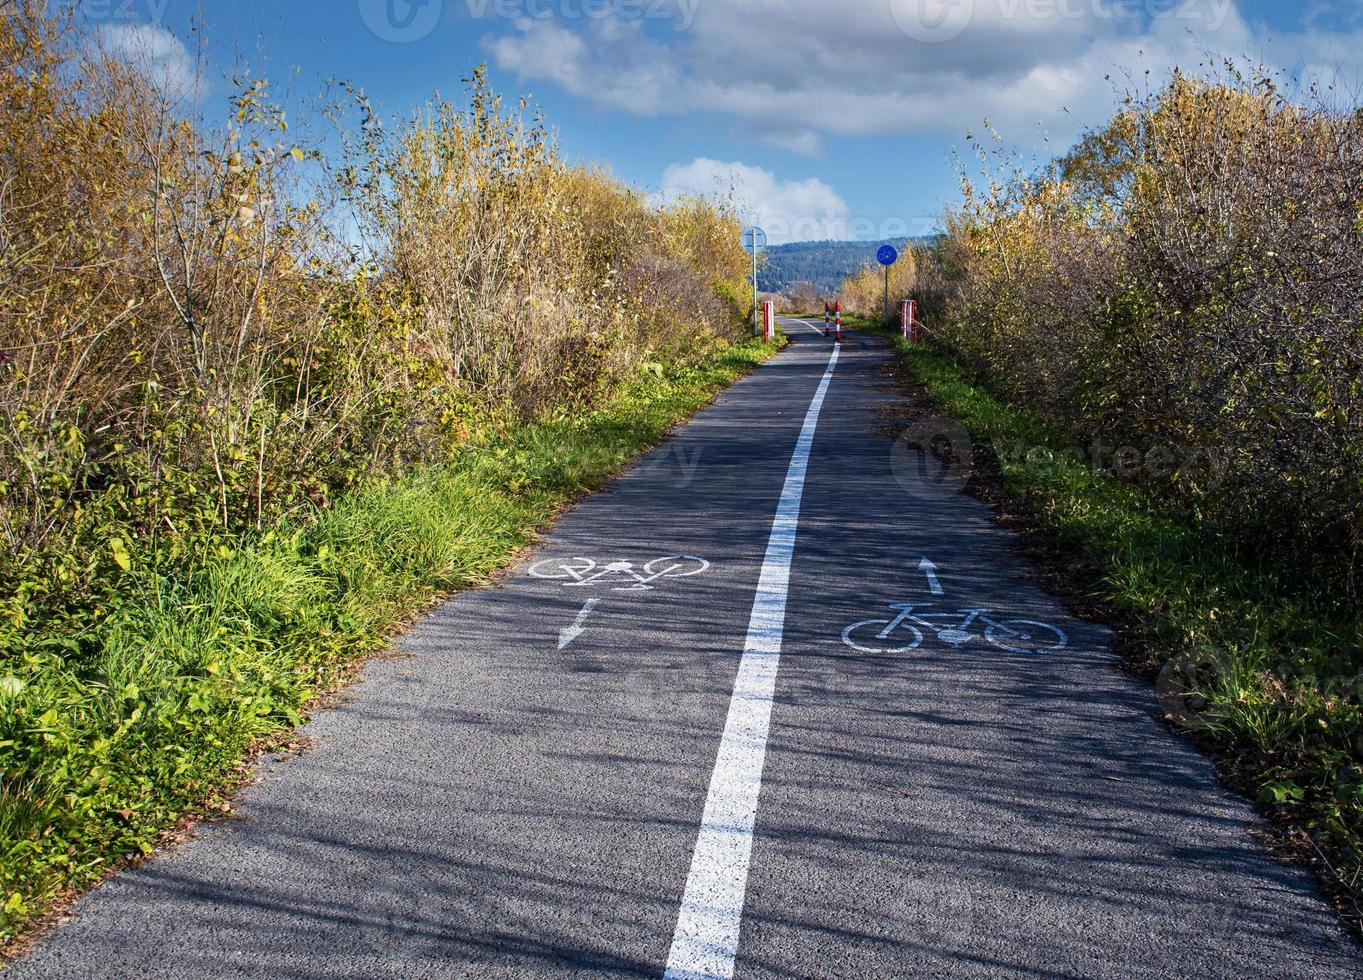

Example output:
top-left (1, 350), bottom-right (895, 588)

top-left (752, 246), bottom-right (759, 337)
top-left (884, 265), bottom-right (890, 324)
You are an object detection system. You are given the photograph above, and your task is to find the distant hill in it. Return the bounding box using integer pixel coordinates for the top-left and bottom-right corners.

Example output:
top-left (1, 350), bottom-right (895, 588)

top-left (758, 238), bottom-right (936, 294)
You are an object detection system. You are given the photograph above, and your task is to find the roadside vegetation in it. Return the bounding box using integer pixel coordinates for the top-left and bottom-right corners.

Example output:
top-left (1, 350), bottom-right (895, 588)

top-left (761, 239), bottom-right (922, 296)
top-left (837, 248), bottom-right (917, 321)
top-left (884, 67), bottom-right (1363, 918)
top-left (771, 247), bottom-right (918, 320)
top-left (882, 333), bottom-right (1362, 923)
top-left (0, 6), bottom-right (764, 945)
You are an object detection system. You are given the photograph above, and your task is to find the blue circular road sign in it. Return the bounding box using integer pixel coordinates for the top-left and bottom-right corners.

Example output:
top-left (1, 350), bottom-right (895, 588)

top-left (877, 245), bottom-right (899, 266)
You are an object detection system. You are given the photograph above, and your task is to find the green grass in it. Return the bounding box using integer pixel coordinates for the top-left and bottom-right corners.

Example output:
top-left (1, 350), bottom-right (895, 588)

top-left (0, 337), bottom-right (779, 948)
top-left (865, 319), bottom-right (1363, 910)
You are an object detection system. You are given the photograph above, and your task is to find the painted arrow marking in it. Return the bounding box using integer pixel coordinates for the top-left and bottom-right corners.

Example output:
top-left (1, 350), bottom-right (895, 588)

top-left (559, 597), bottom-right (601, 650)
top-left (919, 558), bottom-right (945, 596)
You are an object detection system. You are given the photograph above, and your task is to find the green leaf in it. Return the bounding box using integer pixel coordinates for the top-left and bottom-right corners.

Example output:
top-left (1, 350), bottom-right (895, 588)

top-left (0, 676), bottom-right (24, 699)
top-left (1260, 781), bottom-right (1304, 805)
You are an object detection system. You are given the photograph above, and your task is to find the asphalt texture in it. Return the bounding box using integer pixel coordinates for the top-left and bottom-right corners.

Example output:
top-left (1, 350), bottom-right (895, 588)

top-left (12, 323), bottom-right (1360, 978)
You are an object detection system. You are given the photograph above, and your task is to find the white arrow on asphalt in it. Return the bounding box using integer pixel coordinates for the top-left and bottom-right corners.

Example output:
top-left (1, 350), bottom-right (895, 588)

top-left (919, 558), bottom-right (945, 596)
top-left (558, 597), bottom-right (602, 650)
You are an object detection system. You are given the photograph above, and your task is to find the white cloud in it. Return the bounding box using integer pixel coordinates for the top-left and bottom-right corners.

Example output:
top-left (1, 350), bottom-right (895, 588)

top-left (482, 17), bottom-right (680, 114)
top-left (97, 23), bottom-right (201, 103)
top-left (481, 0), bottom-right (1363, 151)
top-left (657, 158), bottom-right (851, 244)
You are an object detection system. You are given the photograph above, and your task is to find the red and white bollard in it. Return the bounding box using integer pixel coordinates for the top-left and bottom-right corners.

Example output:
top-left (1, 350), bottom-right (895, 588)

top-left (835, 301), bottom-right (843, 342)
top-left (900, 300), bottom-right (919, 341)
top-left (762, 300), bottom-right (775, 343)
top-left (823, 301), bottom-right (832, 337)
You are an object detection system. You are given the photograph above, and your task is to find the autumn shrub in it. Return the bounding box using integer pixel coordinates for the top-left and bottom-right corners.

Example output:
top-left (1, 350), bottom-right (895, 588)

top-left (341, 90), bottom-right (748, 419)
top-left (931, 69), bottom-right (1363, 599)
top-left (0, 3), bottom-right (754, 940)
top-left (838, 248), bottom-right (917, 322)
top-left (0, 7), bottom-right (749, 638)
top-left (917, 68), bottom-right (1363, 899)
top-left (775, 281), bottom-right (823, 315)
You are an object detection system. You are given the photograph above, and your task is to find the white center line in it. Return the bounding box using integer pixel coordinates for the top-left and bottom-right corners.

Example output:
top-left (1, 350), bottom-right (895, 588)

top-left (663, 342), bottom-right (840, 980)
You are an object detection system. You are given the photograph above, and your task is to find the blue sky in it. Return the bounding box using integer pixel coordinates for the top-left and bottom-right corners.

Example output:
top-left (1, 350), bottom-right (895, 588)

top-left (86, 0), bottom-right (1363, 242)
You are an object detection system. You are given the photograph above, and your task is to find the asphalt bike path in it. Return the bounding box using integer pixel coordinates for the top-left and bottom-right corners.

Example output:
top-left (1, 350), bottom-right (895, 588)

top-left (738, 322), bottom-right (1358, 977)
top-left (11, 324), bottom-right (1359, 977)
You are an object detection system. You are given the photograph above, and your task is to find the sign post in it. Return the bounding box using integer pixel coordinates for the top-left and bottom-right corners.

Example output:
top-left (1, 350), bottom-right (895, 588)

top-left (877, 244), bottom-right (899, 325)
top-left (742, 226), bottom-right (768, 337)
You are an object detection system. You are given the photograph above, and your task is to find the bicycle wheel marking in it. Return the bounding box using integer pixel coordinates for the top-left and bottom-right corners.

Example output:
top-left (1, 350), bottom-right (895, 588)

top-left (984, 619), bottom-right (1068, 655)
top-left (840, 603), bottom-right (1067, 656)
top-left (528, 555), bottom-right (710, 592)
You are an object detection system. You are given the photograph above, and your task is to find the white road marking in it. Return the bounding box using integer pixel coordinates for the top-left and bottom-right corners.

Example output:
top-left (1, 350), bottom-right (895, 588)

top-left (530, 555), bottom-right (710, 591)
top-left (558, 597), bottom-right (601, 650)
top-left (919, 557), bottom-right (945, 596)
top-left (663, 342), bottom-right (840, 980)
top-left (782, 317), bottom-right (826, 336)
top-left (840, 602), bottom-right (1069, 655)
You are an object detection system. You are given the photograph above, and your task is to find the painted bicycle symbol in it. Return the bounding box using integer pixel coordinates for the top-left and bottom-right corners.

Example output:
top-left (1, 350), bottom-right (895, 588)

top-left (529, 555), bottom-right (710, 592)
top-left (842, 603), bottom-right (1068, 655)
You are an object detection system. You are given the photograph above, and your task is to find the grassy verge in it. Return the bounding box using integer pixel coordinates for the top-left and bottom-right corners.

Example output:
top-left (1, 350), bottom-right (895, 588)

top-left (859, 318), bottom-right (1362, 926)
top-left (0, 336), bottom-right (780, 949)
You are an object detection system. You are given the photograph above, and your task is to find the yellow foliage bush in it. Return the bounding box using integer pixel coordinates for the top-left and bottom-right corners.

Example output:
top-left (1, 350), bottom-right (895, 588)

top-left (838, 248), bottom-right (917, 321)
top-left (0, 9), bottom-right (749, 614)
top-left (927, 68), bottom-right (1363, 593)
